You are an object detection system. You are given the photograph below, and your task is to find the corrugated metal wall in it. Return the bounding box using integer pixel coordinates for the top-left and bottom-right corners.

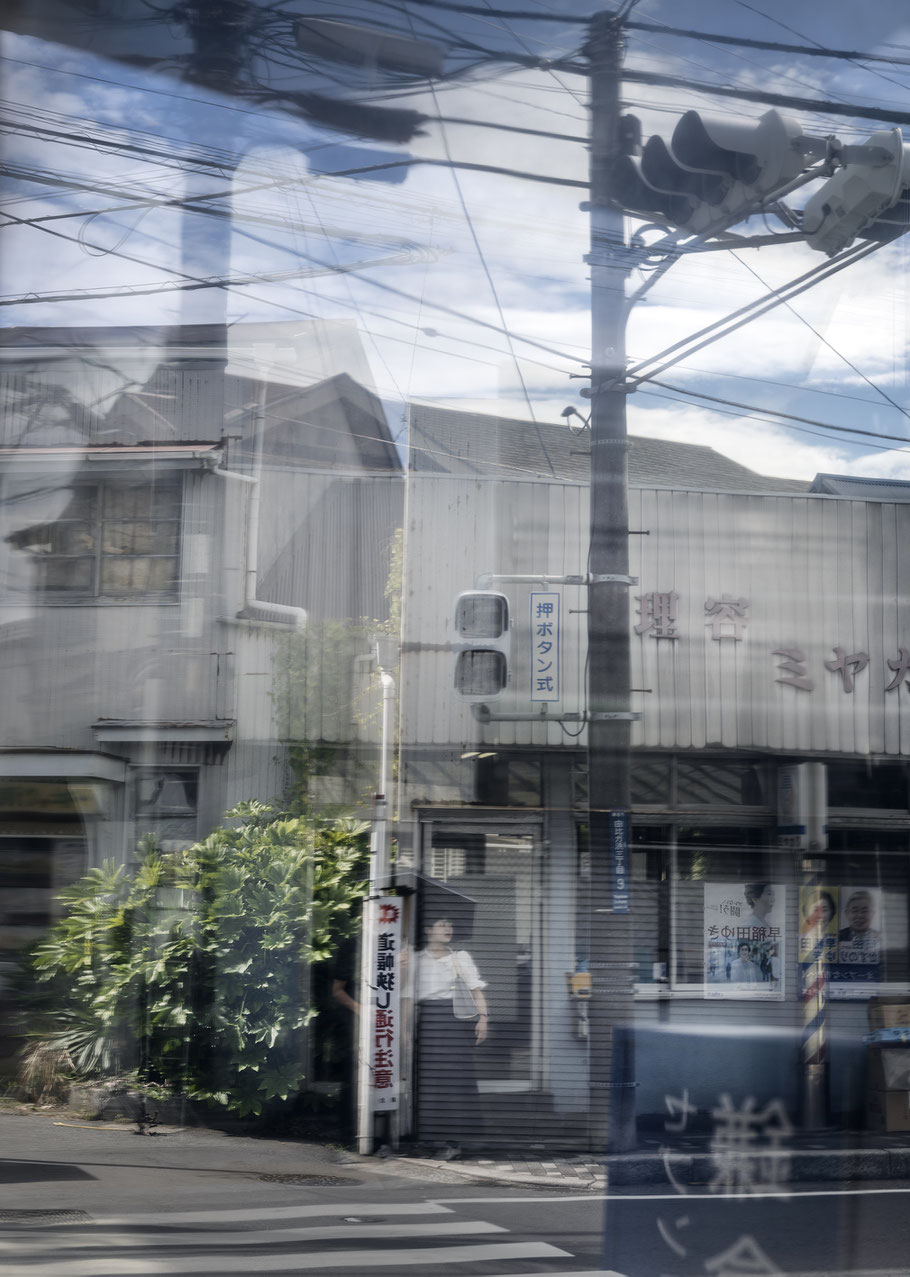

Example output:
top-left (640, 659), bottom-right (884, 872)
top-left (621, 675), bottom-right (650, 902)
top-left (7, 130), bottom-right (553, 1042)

top-left (401, 476), bottom-right (910, 758)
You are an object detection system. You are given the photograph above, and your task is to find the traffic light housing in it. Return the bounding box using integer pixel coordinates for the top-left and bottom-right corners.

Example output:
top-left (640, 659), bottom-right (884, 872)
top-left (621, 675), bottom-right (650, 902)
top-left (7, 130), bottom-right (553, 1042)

top-left (802, 129), bottom-right (910, 255)
top-left (611, 109), bottom-right (804, 233)
top-left (453, 592), bottom-right (510, 699)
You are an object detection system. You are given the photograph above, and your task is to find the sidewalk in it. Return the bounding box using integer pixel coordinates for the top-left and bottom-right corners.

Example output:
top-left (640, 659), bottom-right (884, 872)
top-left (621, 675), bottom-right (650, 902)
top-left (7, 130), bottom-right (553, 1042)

top-left (344, 1145), bottom-right (609, 1191)
top-left (346, 1126), bottom-right (910, 1191)
top-left (5, 1106), bottom-right (910, 1199)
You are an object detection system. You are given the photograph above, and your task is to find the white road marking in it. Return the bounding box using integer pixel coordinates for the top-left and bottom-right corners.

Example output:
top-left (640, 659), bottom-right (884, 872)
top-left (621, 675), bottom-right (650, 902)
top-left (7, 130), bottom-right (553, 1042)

top-left (0, 1219), bottom-right (504, 1253)
top-left (0, 1240), bottom-right (572, 1275)
top-left (88, 1200), bottom-right (455, 1227)
top-left (434, 1185), bottom-right (910, 1203)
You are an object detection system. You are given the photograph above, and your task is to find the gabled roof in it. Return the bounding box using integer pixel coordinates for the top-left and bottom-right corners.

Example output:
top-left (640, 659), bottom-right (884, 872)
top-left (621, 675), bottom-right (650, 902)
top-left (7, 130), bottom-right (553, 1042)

top-left (408, 402), bottom-right (809, 492)
top-left (809, 473), bottom-right (910, 500)
top-left (0, 325), bottom-right (399, 471)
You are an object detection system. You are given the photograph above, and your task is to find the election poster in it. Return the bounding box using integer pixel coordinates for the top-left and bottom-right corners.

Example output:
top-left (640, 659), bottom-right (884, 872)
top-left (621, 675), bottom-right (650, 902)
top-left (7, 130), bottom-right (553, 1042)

top-left (799, 884), bottom-right (883, 997)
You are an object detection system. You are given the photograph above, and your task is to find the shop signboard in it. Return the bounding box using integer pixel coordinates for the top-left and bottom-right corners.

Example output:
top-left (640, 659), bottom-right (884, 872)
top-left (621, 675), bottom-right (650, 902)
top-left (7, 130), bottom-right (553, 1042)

top-left (370, 895), bottom-right (402, 1110)
top-left (530, 591), bottom-right (560, 702)
top-left (704, 883), bottom-right (785, 1000)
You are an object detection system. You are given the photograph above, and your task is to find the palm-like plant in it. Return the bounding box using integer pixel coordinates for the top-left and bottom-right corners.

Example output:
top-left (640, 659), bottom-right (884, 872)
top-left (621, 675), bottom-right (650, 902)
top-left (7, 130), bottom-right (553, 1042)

top-left (21, 806), bottom-right (368, 1117)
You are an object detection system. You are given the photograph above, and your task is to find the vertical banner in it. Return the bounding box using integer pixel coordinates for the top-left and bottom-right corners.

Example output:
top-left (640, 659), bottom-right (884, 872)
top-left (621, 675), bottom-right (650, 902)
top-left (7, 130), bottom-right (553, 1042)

top-left (370, 895), bottom-right (402, 1110)
top-left (704, 883), bottom-right (786, 1000)
top-left (610, 811), bottom-right (630, 913)
top-left (530, 591), bottom-right (560, 701)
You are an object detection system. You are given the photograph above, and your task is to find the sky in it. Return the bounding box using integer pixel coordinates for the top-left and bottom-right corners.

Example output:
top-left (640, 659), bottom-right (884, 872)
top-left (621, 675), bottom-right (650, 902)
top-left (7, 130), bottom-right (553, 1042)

top-left (2, 0), bottom-right (910, 481)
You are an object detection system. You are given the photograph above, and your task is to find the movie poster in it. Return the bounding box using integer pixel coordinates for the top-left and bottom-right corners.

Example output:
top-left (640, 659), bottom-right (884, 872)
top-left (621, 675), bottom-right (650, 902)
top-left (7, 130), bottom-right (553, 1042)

top-left (704, 882), bottom-right (785, 1000)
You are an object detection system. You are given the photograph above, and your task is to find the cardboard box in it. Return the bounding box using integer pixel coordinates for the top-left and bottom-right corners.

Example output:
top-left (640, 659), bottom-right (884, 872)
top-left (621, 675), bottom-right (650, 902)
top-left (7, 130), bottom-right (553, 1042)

top-left (867, 1087), bottom-right (910, 1133)
top-left (867, 998), bottom-right (910, 1031)
top-left (867, 1047), bottom-right (910, 1091)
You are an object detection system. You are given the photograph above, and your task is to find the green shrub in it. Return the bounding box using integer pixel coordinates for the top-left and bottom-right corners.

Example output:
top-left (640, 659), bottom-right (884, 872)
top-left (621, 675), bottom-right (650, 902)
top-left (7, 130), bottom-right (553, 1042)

top-left (26, 802), bottom-right (368, 1117)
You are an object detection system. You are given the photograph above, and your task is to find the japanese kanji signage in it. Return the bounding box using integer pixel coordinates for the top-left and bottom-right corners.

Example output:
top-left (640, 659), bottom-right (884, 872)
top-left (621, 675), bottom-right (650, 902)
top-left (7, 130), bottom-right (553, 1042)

top-left (369, 895), bottom-right (402, 1110)
top-left (530, 591), bottom-right (560, 702)
top-left (704, 883), bottom-right (786, 1001)
top-left (634, 586), bottom-right (910, 702)
top-left (610, 810), bottom-right (630, 913)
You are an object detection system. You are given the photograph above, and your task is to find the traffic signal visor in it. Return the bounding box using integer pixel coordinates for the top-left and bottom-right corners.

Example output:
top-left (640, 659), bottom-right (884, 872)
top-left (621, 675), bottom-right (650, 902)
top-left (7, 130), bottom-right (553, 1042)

top-left (802, 129), bottom-right (910, 255)
top-left (611, 109), bottom-right (803, 233)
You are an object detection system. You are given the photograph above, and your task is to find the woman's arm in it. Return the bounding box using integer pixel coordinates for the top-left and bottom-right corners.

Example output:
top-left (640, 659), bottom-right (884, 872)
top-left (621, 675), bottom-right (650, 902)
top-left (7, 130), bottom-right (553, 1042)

top-left (472, 987), bottom-right (488, 1043)
top-left (332, 979), bottom-right (360, 1015)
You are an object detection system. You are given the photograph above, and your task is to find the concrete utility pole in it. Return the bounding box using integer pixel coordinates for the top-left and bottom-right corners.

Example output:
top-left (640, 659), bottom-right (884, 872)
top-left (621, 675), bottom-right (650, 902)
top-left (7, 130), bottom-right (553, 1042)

top-left (584, 10), bottom-right (637, 1154)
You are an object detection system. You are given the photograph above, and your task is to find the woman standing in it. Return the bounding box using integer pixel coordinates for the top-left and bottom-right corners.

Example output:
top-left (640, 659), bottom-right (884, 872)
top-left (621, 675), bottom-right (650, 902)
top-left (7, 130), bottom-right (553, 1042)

top-left (729, 940), bottom-right (762, 984)
top-left (415, 914), bottom-right (488, 1154)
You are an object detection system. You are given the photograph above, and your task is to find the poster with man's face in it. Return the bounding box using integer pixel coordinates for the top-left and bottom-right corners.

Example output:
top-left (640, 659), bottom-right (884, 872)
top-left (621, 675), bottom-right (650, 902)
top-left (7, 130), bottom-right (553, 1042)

top-left (803, 885), bottom-right (885, 995)
top-left (797, 884), bottom-right (883, 995)
top-left (704, 883), bottom-right (785, 1000)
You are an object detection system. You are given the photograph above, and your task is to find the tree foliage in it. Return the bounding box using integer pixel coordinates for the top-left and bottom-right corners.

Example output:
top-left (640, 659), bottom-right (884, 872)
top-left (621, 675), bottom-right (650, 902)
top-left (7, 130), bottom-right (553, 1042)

top-left (27, 803), bottom-right (368, 1117)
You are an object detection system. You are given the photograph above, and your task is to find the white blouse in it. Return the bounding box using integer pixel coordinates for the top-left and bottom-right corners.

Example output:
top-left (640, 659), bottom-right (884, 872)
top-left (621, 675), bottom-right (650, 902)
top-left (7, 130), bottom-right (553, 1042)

top-left (416, 948), bottom-right (486, 1002)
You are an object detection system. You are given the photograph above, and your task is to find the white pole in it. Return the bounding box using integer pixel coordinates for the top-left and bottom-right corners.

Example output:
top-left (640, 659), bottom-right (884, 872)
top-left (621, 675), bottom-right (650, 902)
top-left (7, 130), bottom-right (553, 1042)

top-left (355, 649), bottom-right (397, 1154)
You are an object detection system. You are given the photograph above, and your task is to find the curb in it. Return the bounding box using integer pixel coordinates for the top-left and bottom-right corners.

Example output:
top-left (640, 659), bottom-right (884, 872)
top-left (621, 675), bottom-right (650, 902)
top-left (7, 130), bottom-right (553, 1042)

top-left (420, 1159), bottom-right (607, 1191)
top-left (339, 1144), bottom-right (910, 1192)
top-left (607, 1146), bottom-right (910, 1186)
top-left (342, 1152), bottom-right (607, 1192)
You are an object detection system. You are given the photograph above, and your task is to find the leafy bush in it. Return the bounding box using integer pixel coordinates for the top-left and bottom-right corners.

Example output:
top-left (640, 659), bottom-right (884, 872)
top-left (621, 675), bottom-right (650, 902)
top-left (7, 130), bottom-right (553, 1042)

top-left (26, 802), bottom-right (368, 1117)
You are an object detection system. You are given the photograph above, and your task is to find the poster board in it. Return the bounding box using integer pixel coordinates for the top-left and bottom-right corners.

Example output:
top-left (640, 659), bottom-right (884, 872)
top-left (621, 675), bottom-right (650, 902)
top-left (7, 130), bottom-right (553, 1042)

top-left (704, 883), bottom-right (785, 1000)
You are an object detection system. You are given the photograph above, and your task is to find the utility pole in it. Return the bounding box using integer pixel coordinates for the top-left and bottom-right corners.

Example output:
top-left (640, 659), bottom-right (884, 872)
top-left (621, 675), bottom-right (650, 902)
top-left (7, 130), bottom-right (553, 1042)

top-left (177, 1), bottom-right (250, 339)
top-left (584, 10), bottom-right (637, 1154)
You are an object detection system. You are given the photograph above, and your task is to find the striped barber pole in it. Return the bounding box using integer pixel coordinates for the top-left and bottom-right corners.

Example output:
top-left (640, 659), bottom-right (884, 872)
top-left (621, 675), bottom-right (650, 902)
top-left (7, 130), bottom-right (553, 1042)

top-left (801, 925), bottom-right (827, 1069)
top-left (800, 862), bottom-right (829, 1127)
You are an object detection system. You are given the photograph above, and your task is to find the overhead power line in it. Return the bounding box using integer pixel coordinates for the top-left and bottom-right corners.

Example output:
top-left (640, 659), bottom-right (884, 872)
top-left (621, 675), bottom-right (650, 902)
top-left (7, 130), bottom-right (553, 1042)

top-left (627, 19), bottom-right (910, 69)
top-left (623, 68), bottom-right (910, 127)
top-left (647, 380), bottom-right (910, 449)
top-left (638, 386), bottom-right (910, 460)
top-left (625, 238), bottom-right (894, 395)
top-left (0, 204), bottom-right (582, 366)
top-left (346, 0), bottom-right (910, 80)
top-left (0, 152), bottom-right (586, 240)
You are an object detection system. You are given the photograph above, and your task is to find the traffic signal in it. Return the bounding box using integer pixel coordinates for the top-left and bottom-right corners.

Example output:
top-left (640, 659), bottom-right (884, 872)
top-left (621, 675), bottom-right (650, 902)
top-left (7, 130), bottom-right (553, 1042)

top-left (453, 592), bottom-right (510, 699)
top-left (611, 109), bottom-right (804, 233)
top-left (802, 129), bottom-right (910, 255)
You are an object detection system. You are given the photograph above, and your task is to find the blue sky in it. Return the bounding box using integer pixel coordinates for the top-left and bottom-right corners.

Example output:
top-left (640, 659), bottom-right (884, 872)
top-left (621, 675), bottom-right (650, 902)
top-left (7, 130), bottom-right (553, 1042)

top-left (2, 1), bottom-right (909, 481)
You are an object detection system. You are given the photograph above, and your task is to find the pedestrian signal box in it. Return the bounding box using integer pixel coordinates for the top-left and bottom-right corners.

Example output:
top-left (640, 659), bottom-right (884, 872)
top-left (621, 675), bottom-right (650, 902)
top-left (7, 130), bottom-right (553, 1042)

top-left (453, 591), bottom-right (510, 699)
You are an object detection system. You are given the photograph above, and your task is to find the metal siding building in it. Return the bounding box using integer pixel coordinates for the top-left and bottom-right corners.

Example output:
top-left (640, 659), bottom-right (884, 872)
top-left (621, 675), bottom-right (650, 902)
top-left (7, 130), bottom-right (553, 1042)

top-left (397, 404), bottom-right (910, 1145)
top-left (0, 327), bottom-right (404, 1072)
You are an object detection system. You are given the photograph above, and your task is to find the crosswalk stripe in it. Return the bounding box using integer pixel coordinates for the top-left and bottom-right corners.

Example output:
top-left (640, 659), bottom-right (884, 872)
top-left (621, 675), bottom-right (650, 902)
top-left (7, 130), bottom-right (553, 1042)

top-left (0, 1239), bottom-right (572, 1275)
top-left (90, 1201), bottom-right (454, 1228)
top-left (1, 1219), bottom-right (505, 1254)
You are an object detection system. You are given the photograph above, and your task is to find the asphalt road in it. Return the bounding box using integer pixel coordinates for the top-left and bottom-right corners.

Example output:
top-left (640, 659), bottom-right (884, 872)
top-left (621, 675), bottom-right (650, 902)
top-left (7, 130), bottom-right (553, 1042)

top-left (2, 1114), bottom-right (910, 1275)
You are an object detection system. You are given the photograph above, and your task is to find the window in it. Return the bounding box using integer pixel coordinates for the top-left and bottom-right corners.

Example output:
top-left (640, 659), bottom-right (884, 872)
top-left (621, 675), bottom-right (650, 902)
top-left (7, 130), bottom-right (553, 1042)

top-left (9, 476), bottom-right (182, 600)
top-left (827, 762), bottom-right (908, 810)
top-left (131, 768), bottom-right (198, 852)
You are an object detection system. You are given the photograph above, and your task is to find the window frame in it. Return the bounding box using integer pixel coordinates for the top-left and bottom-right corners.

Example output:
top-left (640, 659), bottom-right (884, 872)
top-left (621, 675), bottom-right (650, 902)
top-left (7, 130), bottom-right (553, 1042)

top-left (129, 766), bottom-right (199, 852)
top-left (15, 474), bottom-right (184, 605)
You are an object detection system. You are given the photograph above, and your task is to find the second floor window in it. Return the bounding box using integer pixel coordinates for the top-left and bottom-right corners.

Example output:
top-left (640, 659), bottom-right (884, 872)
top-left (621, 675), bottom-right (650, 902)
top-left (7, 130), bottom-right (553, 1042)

top-left (9, 476), bottom-right (182, 601)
